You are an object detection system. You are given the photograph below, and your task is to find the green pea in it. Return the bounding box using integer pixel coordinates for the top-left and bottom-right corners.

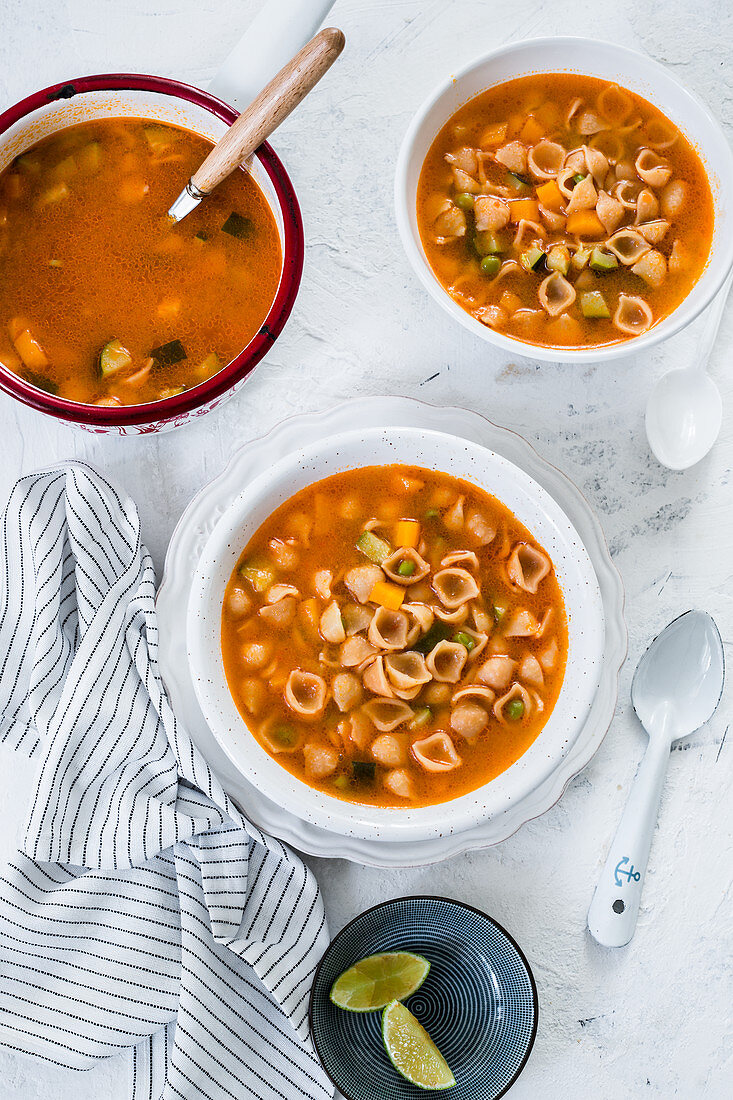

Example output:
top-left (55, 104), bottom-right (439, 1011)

top-left (398, 559), bottom-right (416, 577)
top-left (480, 255), bottom-right (501, 277)
top-left (505, 699), bottom-right (525, 721)
top-left (454, 192), bottom-right (475, 210)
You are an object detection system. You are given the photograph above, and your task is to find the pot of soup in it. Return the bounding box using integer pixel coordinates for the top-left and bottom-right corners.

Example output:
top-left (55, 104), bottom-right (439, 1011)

top-left (0, 0), bottom-right (336, 432)
top-left (395, 37), bottom-right (733, 362)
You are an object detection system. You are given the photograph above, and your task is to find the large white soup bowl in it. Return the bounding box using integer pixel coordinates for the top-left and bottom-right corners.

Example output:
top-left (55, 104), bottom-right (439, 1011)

top-left (395, 37), bottom-right (733, 364)
top-left (187, 427), bottom-right (605, 841)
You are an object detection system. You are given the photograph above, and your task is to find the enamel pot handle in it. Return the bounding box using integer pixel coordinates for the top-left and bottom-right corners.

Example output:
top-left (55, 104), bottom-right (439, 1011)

top-left (210, 0), bottom-right (337, 111)
top-left (587, 735), bottom-right (670, 948)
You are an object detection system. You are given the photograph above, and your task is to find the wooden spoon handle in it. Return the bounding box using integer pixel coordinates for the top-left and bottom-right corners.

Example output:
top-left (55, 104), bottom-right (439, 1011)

top-left (191, 26), bottom-right (344, 196)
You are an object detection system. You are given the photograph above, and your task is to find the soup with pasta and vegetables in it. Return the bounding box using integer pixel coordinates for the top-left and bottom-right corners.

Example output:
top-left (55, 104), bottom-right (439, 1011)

top-left (417, 73), bottom-right (714, 349)
top-left (221, 466), bottom-right (568, 809)
top-left (0, 119), bottom-right (281, 405)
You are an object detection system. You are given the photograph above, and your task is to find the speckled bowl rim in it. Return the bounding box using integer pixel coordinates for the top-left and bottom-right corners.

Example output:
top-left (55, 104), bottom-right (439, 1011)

top-left (308, 894), bottom-right (539, 1100)
top-left (186, 424), bottom-right (605, 842)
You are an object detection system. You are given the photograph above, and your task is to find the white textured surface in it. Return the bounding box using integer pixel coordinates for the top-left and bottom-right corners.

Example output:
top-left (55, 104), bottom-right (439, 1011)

top-left (0, 1), bottom-right (731, 1098)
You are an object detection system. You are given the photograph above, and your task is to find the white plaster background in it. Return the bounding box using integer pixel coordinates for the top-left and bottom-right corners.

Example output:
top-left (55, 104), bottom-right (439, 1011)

top-left (0, 0), bottom-right (731, 1097)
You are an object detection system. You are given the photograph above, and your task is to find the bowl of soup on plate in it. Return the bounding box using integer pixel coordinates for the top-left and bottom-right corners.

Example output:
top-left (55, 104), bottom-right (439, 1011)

top-left (395, 38), bottom-right (733, 363)
top-left (0, 74), bottom-right (303, 432)
top-left (187, 427), bottom-right (605, 841)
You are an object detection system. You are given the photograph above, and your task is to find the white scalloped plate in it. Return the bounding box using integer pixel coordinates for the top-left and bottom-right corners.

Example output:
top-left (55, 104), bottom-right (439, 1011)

top-left (157, 397), bottom-right (627, 866)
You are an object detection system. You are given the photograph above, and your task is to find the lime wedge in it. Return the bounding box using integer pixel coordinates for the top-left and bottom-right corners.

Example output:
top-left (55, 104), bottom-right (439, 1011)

top-left (382, 1000), bottom-right (455, 1091)
top-left (329, 952), bottom-right (430, 1012)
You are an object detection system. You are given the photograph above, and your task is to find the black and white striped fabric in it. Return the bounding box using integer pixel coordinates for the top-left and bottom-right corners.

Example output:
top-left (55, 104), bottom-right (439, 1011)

top-left (0, 463), bottom-right (333, 1100)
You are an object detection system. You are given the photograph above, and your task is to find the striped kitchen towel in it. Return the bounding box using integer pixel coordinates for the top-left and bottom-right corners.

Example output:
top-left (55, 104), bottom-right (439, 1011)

top-left (0, 462), bottom-right (332, 1100)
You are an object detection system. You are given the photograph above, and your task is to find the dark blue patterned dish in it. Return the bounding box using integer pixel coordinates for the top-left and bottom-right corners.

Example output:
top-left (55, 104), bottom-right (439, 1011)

top-left (309, 896), bottom-right (538, 1099)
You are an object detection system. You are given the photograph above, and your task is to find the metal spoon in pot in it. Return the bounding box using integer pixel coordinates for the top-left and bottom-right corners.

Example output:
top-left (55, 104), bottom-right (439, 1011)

top-left (588, 610), bottom-right (725, 948)
top-left (645, 270), bottom-right (732, 471)
top-left (167, 26), bottom-right (345, 224)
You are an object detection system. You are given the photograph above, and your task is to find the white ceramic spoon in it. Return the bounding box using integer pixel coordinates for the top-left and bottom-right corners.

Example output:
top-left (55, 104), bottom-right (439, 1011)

top-left (588, 610), bottom-right (725, 948)
top-left (645, 270), bottom-right (732, 470)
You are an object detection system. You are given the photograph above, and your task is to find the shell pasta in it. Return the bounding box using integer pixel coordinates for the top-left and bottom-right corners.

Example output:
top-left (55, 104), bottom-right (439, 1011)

top-left (221, 466), bottom-right (568, 808)
top-left (417, 73), bottom-right (713, 349)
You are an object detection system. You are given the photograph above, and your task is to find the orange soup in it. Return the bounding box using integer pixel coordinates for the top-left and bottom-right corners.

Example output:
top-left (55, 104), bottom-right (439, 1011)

top-left (221, 466), bottom-right (568, 808)
top-left (417, 73), bottom-right (714, 349)
top-left (0, 119), bottom-right (281, 405)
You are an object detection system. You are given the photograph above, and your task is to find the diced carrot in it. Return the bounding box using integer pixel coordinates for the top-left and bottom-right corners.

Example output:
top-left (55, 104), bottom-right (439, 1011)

top-left (535, 180), bottom-right (564, 212)
top-left (298, 598), bottom-right (321, 640)
top-left (479, 122), bottom-right (507, 148)
top-left (509, 199), bottom-right (540, 223)
top-left (12, 327), bottom-right (48, 370)
top-left (369, 580), bottom-right (405, 611)
top-left (520, 116), bottom-right (544, 144)
top-left (157, 298), bottom-right (181, 320)
top-left (506, 113), bottom-right (524, 140)
top-left (566, 210), bottom-right (605, 237)
top-left (395, 519), bottom-right (420, 548)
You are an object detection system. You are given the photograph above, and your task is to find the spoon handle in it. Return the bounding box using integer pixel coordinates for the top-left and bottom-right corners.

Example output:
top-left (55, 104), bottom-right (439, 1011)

top-left (587, 734), bottom-right (670, 948)
top-left (191, 26), bottom-right (344, 196)
top-left (694, 268), bottom-right (733, 373)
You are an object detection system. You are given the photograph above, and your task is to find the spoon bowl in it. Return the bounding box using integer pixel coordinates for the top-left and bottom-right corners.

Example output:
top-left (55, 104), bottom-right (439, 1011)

top-left (588, 610), bottom-right (724, 947)
top-left (646, 269), bottom-right (732, 470)
top-left (632, 610), bottom-right (725, 740)
top-left (645, 368), bottom-right (723, 471)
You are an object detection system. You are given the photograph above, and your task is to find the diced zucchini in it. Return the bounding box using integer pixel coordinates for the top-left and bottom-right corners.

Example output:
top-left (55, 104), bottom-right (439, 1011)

top-left (474, 230), bottom-right (505, 256)
top-left (409, 706), bottom-right (433, 730)
top-left (150, 339), bottom-right (187, 365)
top-left (452, 631), bottom-right (476, 652)
top-left (23, 370), bottom-right (58, 395)
top-left (48, 258), bottom-right (63, 268)
top-left (572, 246), bottom-right (591, 271)
top-left (520, 245), bottom-right (546, 272)
top-left (222, 212), bottom-right (254, 239)
top-left (572, 173), bottom-right (586, 185)
top-left (352, 761), bottom-right (376, 782)
top-left (78, 142), bottom-right (102, 172)
top-left (195, 352), bottom-right (222, 378)
top-left (40, 182), bottom-right (69, 205)
top-left (194, 230), bottom-right (208, 243)
top-left (479, 255), bottom-right (501, 277)
top-left (53, 155), bottom-right (78, 181)
top-left (546, 245), bottom-right (570, 276)
top-left (413, 621), bottom-right (452, 655)
top-left (158, 385), bottom-right (186, 399)
top-left (270, 723), bottom-right (296, 747)
top-left (356, 530), bottom-right (391, 564)
top-left (143, 126), bottom-right (172, 155)
top-left (505, 171), bottom-right (530, 192)
top-left (492, 602), bottom-right (507, 623)
top-left (333, 774), bottom-right (350, 791)
top-left (99, 339), bottom-right (133, 377)
top-left (589, 247), bottom-right (619, 273)
top-left (580, 290), bottom-right (611, 319)
top-left (239, 559), bottom-right (275, 593)
top-left (15, 154), bottom-right (40, 175)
